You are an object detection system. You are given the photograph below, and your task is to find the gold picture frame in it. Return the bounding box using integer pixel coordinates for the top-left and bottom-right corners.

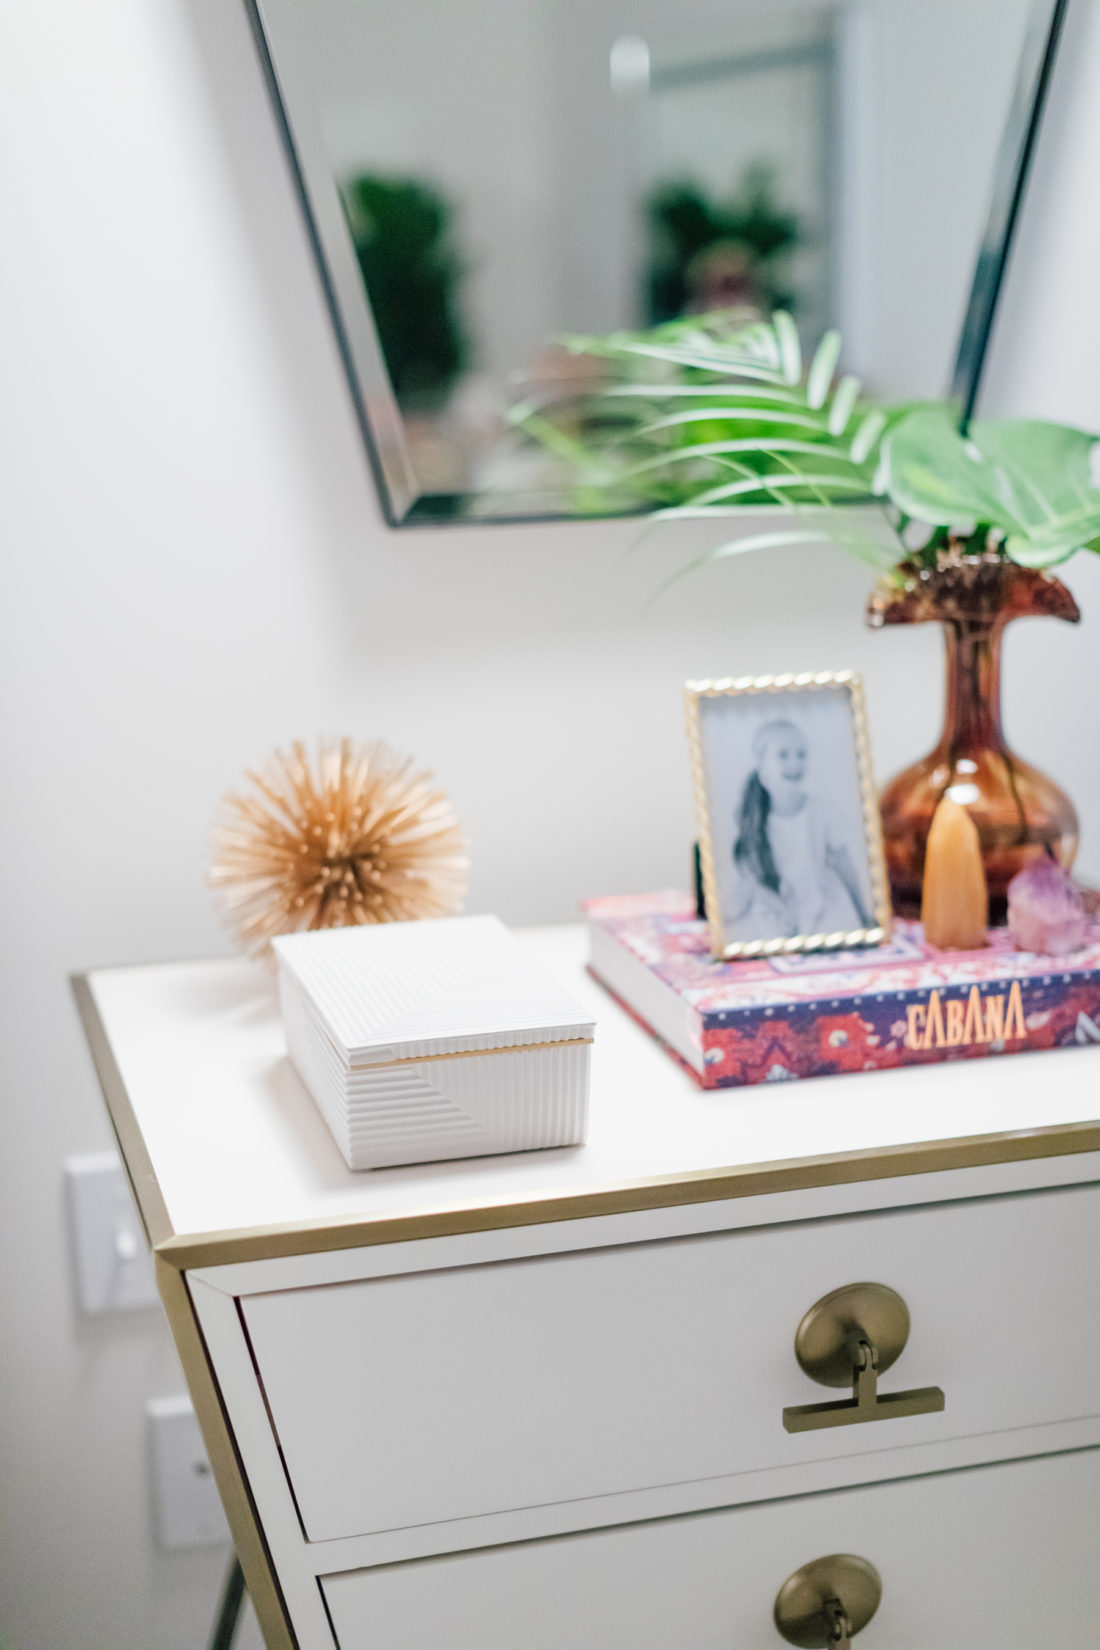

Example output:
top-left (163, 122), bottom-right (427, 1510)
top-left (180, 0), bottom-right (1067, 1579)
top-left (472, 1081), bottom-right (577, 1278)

top-left (685, 670), bottom-right (892, 960)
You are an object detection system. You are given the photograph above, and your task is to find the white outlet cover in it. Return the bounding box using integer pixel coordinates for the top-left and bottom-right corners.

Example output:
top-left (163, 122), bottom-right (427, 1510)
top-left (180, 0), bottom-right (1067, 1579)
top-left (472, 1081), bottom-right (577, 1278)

top-left (64, 1150), bottom-right (158, 1313)
top-left (147, 1396), bottom-right (229, 1549)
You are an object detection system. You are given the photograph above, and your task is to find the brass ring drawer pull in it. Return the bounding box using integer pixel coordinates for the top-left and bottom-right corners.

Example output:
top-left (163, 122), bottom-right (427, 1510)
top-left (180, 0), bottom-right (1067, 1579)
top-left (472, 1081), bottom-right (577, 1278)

top-left (782, 1282), bottom-right (945, 1433)
top-left (774, 1553), bottom-right (882, 1647)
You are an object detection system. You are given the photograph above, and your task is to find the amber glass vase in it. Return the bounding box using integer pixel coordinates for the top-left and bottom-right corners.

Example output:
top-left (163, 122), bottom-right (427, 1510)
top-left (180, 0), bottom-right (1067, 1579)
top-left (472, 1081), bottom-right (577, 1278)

top-left (867, 555), bottom-right (1080, 922)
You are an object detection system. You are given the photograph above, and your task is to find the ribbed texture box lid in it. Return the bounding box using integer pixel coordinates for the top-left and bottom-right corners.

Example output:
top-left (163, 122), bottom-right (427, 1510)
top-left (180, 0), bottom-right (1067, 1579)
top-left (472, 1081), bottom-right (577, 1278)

top-left (272, 916), bottom-right (595, 1067)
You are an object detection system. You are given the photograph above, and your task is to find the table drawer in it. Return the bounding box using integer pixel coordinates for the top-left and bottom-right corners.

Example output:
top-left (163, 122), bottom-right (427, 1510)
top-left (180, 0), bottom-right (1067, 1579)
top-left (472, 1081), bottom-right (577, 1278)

top-left (240, 1183), bottom-right (1100, 1541)
top-left (322, 1447), bottom-right (1100, 1649)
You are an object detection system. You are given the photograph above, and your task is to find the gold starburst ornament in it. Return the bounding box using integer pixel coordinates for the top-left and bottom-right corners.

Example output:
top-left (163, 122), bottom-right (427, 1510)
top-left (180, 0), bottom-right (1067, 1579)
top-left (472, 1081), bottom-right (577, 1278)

top-left (210, 738), bottom-right (468, 956)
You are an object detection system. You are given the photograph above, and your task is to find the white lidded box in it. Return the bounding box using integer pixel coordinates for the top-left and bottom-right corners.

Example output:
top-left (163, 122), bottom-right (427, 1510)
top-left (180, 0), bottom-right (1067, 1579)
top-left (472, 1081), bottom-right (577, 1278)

top-left (272, 916), bottom-right (595, 1170)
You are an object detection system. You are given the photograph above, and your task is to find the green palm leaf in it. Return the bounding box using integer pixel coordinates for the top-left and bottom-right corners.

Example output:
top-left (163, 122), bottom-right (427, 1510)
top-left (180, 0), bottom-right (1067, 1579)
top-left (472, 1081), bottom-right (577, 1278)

top-left (505, 307), bottom-right (1100, 581)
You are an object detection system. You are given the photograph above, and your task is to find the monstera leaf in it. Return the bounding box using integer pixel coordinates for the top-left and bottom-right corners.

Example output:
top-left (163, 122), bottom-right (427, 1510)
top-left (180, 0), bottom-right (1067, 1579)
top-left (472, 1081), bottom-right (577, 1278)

top-left (885, 409), bottom-right (1100, 567)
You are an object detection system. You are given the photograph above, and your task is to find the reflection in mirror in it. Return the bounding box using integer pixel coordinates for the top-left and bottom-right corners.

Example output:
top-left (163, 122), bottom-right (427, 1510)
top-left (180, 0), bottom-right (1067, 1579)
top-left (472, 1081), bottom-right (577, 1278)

top-left (250, 0), bottom-right (1059, 523)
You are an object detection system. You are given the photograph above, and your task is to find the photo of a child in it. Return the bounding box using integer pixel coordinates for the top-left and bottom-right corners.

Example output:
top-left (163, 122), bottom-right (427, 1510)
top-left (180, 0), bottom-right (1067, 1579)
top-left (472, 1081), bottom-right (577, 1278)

top-left (687, 674), bottom-right (886, 956)
top-left (732, 718), bottom-right (872, 937)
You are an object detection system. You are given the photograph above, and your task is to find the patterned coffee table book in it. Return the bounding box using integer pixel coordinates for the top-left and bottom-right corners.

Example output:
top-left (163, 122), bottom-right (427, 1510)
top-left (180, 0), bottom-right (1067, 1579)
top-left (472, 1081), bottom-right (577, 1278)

top-left (585, 891), bottom-right (1100, 1090)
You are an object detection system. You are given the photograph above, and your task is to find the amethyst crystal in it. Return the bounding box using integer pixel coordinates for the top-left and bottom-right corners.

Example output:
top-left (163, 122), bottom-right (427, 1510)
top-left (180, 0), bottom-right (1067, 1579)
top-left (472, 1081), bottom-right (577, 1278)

top-left (1006, 856), bottom-right (1087, 955)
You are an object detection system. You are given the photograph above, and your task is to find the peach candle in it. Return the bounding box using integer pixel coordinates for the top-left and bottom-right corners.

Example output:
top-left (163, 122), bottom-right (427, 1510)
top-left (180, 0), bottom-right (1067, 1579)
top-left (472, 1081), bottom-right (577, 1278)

top-left (921, 795), bottom-right (989, 949)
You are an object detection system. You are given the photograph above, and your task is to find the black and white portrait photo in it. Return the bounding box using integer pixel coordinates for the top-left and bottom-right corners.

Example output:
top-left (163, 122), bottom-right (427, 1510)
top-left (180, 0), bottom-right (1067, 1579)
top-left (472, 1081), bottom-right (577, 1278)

top-left (686, 674), bottom-right (889, 956)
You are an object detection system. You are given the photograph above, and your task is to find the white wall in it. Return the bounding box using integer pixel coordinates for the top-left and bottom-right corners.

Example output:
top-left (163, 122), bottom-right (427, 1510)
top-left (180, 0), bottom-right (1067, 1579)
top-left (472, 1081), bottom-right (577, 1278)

top-left (1, 1), bottom-right (1098, 1647)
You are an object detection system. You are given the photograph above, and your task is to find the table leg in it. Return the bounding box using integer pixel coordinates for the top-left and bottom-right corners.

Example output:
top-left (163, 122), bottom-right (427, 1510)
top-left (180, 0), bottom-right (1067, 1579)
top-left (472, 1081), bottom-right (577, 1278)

top-left (208, 1555), bottom-right (246, 1650)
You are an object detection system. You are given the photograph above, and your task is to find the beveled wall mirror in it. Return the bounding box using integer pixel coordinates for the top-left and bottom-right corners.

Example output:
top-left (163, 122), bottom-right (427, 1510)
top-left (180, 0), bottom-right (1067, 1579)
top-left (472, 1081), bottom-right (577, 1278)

top-left (246, 0), bottom-right (1066, 524)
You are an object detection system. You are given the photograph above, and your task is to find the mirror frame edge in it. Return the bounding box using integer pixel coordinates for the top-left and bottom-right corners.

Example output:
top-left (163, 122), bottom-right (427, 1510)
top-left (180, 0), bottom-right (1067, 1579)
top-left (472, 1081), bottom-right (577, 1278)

top-left (244, 0), bottom-right (1072, 526)
top-left (243, 0), bottom-right (419, 525)
top-left (950, 0), bottom-right (1070, 423)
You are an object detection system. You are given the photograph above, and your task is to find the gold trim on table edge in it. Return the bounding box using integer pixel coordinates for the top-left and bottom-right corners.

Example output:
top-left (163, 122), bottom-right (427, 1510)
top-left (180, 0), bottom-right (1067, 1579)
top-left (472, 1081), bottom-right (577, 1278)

top-left (153, 1120), bottom-right (1100, 1268)
top-left (71, 974), bottom-right (174, 1250)
top-left (74, 977), bottom-right (299, 1650)
top-left (156, 1256), bottom-right (299, 1650)
top-left (72, 964), bottom-right (1100, 1269)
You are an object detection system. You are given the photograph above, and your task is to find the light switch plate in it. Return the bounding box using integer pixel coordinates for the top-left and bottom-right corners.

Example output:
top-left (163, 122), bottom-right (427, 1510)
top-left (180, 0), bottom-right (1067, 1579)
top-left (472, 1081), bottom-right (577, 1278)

top-left (64, 1150), bottom-right (158, 1313)
top-left (147, 1395), bottom-right (229, 1549)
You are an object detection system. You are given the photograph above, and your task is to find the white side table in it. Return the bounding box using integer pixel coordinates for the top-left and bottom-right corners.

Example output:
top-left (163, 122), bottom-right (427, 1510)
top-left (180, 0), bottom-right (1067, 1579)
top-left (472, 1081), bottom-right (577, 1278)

top-left (75, 926), bottom-right (1100, 1650)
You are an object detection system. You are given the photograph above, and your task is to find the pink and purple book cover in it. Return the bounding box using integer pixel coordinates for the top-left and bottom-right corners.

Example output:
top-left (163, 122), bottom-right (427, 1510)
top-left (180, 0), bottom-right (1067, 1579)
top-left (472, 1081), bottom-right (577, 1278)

top-left (584, 891), bottom-right (1100, 1090)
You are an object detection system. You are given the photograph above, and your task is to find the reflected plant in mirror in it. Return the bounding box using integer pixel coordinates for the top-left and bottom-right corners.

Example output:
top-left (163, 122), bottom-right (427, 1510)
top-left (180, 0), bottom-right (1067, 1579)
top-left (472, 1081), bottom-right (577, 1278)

top-left (248, 0), bottom-right (1063, 521)
top-left (646, 163), bottom-right (804, 325)
top-left (541, 307), bottom-right (1099, 917)
top-left (341, 174), bottom-right (468, 408)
